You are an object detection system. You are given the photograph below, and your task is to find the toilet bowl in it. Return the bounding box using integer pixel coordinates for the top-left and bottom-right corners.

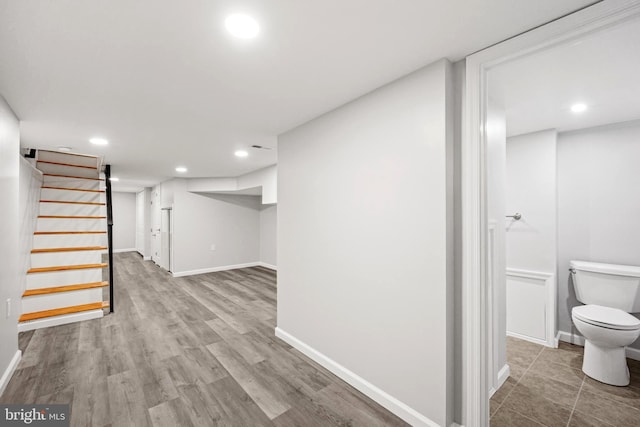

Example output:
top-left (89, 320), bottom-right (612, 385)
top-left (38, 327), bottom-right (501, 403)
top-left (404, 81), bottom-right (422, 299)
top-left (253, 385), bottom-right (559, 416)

top-left (570, 260), bottom-right (640, 386)
top-left (572, 304), bottom-right (640, 386)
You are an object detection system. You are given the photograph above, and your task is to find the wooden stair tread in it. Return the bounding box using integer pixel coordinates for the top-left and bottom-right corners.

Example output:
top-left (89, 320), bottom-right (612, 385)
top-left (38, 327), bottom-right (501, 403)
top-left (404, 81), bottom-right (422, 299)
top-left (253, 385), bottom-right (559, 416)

top-left (43, 173), bottom-right (104, 181)
top-left (41, 186), bottom-right (105, 193)
top-left (40, 200), bottom-right (106, 206)
top-left (37, 160), bottom-right (97, 170)
top-left (31, 246), bottom-right (107, 253)
top-left (19, 301), bottom-right (108, 322)
top-left (38, 215), bottom-right (106, 219)
top-left (34, 231), bottom-right (106, 235)
top-left (23, 281), bottom-right (108, 297)
top-left (28, 263), bottom-right (108, 273)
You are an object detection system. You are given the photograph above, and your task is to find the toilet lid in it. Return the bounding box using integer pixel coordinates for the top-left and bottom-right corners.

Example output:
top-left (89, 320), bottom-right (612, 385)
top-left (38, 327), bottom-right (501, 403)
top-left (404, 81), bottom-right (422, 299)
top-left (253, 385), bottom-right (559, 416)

top-left (573, 305), bottom-right (640, 330)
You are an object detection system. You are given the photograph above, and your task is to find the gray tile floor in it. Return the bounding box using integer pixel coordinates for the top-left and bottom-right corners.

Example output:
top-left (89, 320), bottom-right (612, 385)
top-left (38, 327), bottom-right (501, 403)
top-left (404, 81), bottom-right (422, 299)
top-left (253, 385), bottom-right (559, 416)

top-left (491, 336), bottom-right (640, 426)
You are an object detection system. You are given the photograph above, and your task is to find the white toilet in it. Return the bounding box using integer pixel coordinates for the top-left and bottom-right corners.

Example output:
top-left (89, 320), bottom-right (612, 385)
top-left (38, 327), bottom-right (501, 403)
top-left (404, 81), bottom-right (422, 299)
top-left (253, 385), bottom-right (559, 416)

top-left (570, 260), bottom-right (640, 386)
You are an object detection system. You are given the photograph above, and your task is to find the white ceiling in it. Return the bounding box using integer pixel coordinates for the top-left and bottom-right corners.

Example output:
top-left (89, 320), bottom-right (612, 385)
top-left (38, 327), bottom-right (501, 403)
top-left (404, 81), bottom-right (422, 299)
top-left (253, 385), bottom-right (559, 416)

top-left (489, 14), bottom-right (640, 137)
top-left (0, 0), bottom-right (596, 191)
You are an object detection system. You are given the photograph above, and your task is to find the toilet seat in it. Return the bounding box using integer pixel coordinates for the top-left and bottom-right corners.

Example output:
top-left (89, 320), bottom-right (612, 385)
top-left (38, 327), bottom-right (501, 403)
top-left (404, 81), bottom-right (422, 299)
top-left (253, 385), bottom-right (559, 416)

top-left (573, 304), bottom-right (640, 331)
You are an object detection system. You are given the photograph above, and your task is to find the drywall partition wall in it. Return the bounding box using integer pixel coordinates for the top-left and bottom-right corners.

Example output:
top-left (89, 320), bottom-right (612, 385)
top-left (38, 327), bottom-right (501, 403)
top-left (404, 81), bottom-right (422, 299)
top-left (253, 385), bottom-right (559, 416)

top-left (506, 130), bottom-right (557, 272)
top-left (171, 179), bottom-right (261, 276)
top-left (259, 205), bottom-right (277, 269)
top-left (112, 192), bottom-right (136, 251)
top-left (0, 95), bottom-right (21, 394)
top-left (277, 59), bottom-right (454, 426)
top-left (558, 120), bottom-right (640, 351)
top-left (452, 58), bottom-right (465, 425)
top-left (19, 157), bottom-right (42, 290)
top-left (505, 130), bottom-right (557, 347)
top-left (135, 190), bottom-right (145, 255)
top-left (486, 96), bottom-right (508, 393)
top-left (135, 188), bottom-right (152, 259)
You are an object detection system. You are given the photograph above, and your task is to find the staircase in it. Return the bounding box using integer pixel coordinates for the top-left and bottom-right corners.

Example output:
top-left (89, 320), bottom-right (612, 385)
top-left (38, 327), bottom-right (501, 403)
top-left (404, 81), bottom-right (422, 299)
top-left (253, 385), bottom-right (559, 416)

top-left (18, 150), bottom-right (111, 331)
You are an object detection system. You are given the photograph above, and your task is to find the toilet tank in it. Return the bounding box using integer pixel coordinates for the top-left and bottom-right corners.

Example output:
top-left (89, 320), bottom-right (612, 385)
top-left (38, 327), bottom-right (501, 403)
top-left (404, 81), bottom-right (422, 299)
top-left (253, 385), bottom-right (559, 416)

top-left (571, 260), bottom-right (640, 312)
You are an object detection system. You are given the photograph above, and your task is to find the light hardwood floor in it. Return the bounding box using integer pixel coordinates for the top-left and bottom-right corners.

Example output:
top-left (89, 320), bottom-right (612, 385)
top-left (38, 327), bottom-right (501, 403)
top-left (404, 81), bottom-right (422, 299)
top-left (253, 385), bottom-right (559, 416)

top-left (1, 252), bottom-right (408, 427)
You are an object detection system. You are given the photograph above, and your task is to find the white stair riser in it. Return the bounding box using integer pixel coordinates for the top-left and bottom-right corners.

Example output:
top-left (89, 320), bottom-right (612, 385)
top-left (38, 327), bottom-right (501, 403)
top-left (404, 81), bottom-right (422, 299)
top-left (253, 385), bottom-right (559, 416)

top-left (38, 203), bottom-right (104, 216)
top-left (22, 288), bottom-right (103, 313)
top-left (33, 233), bottom-right (107, 249)
top-left (37, 218), bottom-right (106, 232)
top-left (27, 268), bottom-right (104, 289)
top-left (42, 176), bottom-right (103, 190)
top-left (37, 162), bottom-right (99, 179)
top-left (30, 250), bottom-right (104, 268)
top-left (41, 188), bottom-right (105, 203)
top-left (38, 151), bottom-right (99, 168)
top-left (18, 310), bottom-right (104, 332)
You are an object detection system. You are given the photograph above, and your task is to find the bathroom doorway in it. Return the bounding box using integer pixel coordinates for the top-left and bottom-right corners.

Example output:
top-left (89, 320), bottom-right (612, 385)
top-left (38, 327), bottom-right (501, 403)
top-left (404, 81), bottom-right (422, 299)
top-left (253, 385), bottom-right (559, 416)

top-left (461, 2), bottom-right (640, 425)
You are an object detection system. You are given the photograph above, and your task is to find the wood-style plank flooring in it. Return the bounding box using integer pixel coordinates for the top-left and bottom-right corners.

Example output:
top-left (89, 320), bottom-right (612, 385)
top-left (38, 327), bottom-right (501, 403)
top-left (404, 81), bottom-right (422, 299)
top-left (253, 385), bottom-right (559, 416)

top-left (1, 252), bottom-right (408, 427)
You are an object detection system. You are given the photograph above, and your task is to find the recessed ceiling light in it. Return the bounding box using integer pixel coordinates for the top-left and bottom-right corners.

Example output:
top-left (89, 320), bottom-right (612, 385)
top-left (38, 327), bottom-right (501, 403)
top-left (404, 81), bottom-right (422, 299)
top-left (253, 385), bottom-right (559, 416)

top-left (225, 14), bottom-right (259, 39)
top-left (90, 137), bottom-right (109, 145)
top-left (175, 167), bottom-right (188, 173)
top-left (235, 150), bottom-right (249, 158)
top-left (571, 103), bottom-right (587, 113)
top-left (109, 177), bottom-right (119, 182)
top-left (58, 146), bottom-right (72, 152)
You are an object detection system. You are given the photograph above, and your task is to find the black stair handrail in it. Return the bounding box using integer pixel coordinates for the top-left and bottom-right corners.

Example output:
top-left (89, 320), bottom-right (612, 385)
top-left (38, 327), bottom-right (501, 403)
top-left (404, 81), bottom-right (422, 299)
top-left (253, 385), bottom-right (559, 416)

top-left (104, 164), bottom-right (114, 313)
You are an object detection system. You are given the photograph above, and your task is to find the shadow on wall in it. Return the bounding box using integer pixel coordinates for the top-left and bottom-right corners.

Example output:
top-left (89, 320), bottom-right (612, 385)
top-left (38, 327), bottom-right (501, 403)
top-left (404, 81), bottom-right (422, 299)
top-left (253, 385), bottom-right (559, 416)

top-left (565, 273), bottom-right (581, 338)
top-left (199, 193), bottom-right (262, 209)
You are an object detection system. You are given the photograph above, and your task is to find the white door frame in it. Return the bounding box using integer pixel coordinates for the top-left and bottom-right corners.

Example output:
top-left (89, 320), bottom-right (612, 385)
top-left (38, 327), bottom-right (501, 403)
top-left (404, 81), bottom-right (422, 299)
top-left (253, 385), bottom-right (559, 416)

top-left (461, 1), bottom-right (640, 426)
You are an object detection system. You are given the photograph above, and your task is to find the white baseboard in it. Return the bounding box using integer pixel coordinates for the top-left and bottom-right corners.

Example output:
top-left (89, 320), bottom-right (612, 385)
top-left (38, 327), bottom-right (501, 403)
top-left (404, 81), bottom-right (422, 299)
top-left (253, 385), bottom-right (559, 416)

top-left (17, 309), bottom-right (104, 332)
top-left (143, 256), bottom-right (152, 261)
top-left (488, 363), bottom-right (511, 398)
top-left (274, 327), bottom-right (439, 427)
top-left (172, 262), bottom-right (261, 278)
top-left (0, 350), bottom-right (21, 396)
top-left (557, 330), bottom-right (640, 361)
top-left (113, 248), bottom-right (137, 253)
top-left (257, 262), bottom-right (277, 271)
top-left (497, 364), bottom-right (510, 389)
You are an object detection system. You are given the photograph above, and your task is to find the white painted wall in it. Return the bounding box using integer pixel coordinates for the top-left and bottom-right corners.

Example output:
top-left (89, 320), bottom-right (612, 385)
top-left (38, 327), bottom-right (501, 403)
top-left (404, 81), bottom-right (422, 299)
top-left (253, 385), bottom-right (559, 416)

top-left (506, 130), bottom-right (557, 272)
top-left (486, 97), bottom-right (508, 391)
top-left (277, 59), bottom-right (454, 426)
top-left (452, 58), bottom-right (465, 424)
top-left (557, 120), bottom-right (640, 349)
top-left (0, 95), bottom-right (21, 393)
top-left (112, 192), bottom-right (136, 251)
top-left (135, 188), bottom-right (152, 259)
top-left (135, 190), bottom-right (144, 255)
top-left (172, 179), bottom-right (260, 276)
top-left (19, 157), bottom-right (42, 292)
top-left (505, 130), bottom-right (557, 346)
top-left (259, 205), bottom-right (277, 268)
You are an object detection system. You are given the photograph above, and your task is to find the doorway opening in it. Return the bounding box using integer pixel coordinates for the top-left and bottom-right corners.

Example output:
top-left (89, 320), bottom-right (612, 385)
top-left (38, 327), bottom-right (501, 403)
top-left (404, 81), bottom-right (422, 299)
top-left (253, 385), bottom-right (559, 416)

top-left (461, 2), bottom-right (640, 426)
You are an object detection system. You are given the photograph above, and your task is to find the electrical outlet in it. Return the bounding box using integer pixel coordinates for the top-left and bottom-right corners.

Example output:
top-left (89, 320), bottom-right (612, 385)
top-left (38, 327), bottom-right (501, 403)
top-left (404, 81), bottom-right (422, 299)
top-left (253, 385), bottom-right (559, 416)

top-left (210, 244), bottom-right (216, 251)
top-left (6, 298), bottom-right (10, 318)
